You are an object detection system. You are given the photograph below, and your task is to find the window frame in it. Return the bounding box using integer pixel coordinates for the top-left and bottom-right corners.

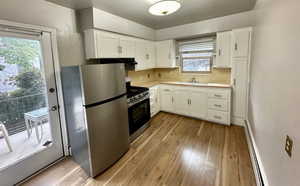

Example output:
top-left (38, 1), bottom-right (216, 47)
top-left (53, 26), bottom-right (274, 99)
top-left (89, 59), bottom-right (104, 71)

top-left (178, 37), bottom-right (216, 74)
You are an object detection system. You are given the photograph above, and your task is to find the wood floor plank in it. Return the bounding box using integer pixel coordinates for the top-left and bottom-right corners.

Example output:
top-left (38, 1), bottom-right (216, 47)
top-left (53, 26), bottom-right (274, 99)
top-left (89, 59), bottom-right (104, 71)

top-left (22, 112), bottom-right (256, 186)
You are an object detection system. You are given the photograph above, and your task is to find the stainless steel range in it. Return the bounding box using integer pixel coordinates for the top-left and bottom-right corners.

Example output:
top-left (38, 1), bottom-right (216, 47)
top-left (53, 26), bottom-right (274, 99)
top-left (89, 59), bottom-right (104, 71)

top-left (126, 84), bottom-right (151, 142)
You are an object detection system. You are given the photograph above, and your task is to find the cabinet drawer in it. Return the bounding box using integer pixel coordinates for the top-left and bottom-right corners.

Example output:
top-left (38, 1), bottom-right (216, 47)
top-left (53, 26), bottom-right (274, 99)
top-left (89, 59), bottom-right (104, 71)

top-left (207, 110), bottom-right (229, 124)
top-left (208, 91), bottom-right (229, 100)
top-left (208, 99), bottom-right (228, 112)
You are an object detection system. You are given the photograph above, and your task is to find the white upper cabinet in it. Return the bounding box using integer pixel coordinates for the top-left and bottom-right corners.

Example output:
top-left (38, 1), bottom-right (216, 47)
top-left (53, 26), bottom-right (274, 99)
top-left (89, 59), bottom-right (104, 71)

top-left (156, 40), bottom-right (177, 68)
top-left (119, 37), bottom-right (135, 58)
top-left (84, 29), bottom-right (178, 71)
top-left (135, 40), bottom-right (156, 71)
top-left (134, 40), bottom-right (148, 71)
top-left (231, 28), bottom-right (251, 58)
top-left (216, 31), bottom-right (232, 68)
top-left (84, 29), bottom-right (120, 59)
top-left (146, 41), bottom-right (156, 69)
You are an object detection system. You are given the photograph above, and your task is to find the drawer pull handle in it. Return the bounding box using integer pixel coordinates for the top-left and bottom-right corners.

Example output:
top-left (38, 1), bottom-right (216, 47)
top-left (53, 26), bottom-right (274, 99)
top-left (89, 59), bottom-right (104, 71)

top-left (214, 94), bottom-right (222, 97)
top-left (164, 89), bottom-right (171, 92)
top-left (214, 104), bottom-right (222, 107)
top-left (214, 115), bottom-right (222, 119)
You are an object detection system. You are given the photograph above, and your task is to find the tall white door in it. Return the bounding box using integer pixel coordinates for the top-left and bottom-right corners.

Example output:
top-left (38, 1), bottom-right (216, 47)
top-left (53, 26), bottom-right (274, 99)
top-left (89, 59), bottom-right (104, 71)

top-left (232, 58), bottom-right (248, 119)
top-left (0, 29), bottom-right (63, 185)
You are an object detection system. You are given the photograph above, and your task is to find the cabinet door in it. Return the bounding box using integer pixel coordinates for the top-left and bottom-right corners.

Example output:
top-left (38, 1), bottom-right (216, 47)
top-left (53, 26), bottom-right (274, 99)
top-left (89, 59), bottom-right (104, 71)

top-left (156, 40), bottom-right (176, 68)
top-left (232, 58), bottom-right (248, 119)
top-left (160, 88), bottom-right (174, 112)
top-left (146, 41), bottom-right (156, 69)
top-left (120, 38), bottom-right (135, 58)
top-left (135, 40), bottom-right (147, 71)
top-left (173, 89), bottom-right (189, 115)
top-left (216, 31), bottom-right (232, 68)
top-left (96, 31), bottom-right (120, 58)
top-left (189, 91), bottom-right (208, 118)
top-left (84, 29), bottom-right (97, 59)
top-left (232, 29), bottom-right (250, 58)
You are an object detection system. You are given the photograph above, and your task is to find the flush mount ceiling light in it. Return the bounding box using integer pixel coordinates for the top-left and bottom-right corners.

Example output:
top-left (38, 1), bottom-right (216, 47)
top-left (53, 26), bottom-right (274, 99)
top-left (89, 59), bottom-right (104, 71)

top-left (149, 0), bottom-right (181, 16)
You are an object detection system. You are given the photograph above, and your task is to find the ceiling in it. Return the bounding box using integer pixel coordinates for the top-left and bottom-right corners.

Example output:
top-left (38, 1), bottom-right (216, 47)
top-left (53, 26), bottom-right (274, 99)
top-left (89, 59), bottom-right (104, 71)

top-left (46, 0), bottom-right (256, 29)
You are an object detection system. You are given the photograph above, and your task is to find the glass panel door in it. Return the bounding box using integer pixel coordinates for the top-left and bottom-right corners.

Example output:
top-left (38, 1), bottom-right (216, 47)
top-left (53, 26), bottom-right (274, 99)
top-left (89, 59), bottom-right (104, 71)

top-left (0, 30), bottom-right (63, 186)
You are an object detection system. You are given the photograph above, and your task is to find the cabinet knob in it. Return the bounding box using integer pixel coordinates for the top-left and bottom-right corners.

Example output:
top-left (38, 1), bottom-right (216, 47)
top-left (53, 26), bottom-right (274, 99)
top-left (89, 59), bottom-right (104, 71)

top-left (234, 43), bottom-right (238, 51)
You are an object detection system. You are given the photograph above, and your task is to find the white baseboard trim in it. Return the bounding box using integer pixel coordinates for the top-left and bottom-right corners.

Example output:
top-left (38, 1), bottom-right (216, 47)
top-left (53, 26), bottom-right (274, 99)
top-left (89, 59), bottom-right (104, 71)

top-left (232, 117), bottom-right (245, 126)
top-left (244, 119), bottom-right (269, 186)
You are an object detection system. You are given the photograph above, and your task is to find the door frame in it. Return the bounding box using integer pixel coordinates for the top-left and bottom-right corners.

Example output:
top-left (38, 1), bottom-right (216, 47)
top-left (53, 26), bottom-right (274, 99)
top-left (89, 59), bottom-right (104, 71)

top-left (0, 19), bottom-right (69, 156)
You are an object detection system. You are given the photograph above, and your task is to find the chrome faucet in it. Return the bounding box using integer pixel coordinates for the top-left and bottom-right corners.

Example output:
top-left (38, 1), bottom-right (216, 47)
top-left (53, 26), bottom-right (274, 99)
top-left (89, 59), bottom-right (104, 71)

top-left (191, 77), bottom-right (198, 83)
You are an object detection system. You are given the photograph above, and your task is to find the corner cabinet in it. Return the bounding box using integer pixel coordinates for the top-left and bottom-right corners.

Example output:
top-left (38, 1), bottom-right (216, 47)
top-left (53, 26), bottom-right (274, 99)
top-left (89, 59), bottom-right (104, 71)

top-left (149, 86), bottom-right (160, 117)
top-left (155, 40), bottom-right (177, 68)
top-left (159, 84), bottom-right (231, 125)
top-left (135, 40), bottom-right (156, 71)
top-left (215, 31), bottom-right (232, 68)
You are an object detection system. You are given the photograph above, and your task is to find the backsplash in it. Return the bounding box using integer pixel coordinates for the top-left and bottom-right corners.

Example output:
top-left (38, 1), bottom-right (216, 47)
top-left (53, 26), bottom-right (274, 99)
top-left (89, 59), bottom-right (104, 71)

top-left (127, 69), bottom-right (157, 83)
top-left (128, 68), bottom-right (231, 84)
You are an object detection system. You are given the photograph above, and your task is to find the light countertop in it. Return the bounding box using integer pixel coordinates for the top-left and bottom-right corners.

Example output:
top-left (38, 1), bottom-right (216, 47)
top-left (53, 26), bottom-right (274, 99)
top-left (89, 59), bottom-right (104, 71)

top-left (131, 81), bottom-right (231, 88)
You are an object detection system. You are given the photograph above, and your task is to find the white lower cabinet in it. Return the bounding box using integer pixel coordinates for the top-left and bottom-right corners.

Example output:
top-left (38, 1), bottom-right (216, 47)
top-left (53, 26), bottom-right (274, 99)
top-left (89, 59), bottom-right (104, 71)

top-left (149, 86), bottom-right (160, 117)
top-left (207, 110), bottom-right (229, 124)
top-left (189, 90), bottom-right (207, 119)
top-left (173, 89), bottom-right (189, 115)
top-left (160, 86), bottom-right (174, 113)
top-left (158, 84), bottom-right (231, 125)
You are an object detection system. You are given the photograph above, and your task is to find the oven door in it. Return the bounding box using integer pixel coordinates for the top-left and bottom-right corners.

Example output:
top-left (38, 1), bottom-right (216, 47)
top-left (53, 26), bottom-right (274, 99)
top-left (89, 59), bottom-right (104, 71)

top-left (128, 98), bottom-right (151, 136)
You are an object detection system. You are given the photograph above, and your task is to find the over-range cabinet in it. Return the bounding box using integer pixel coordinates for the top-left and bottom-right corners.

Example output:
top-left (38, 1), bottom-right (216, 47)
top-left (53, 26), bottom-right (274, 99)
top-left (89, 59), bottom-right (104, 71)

top-left (61, 64), bottom-right (130, 177)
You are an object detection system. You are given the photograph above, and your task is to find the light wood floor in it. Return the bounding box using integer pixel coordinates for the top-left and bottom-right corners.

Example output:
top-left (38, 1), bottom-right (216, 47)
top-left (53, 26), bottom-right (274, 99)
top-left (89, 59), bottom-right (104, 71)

top-left (22, 112), bottom-right (256, 186)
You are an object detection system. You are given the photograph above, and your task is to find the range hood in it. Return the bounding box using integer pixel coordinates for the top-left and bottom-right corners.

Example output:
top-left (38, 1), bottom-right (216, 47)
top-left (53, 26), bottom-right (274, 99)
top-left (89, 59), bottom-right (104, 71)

top-left (88, 58), bottom-right (138, 71)
top-left (97, 58), bottom-right (137, 65)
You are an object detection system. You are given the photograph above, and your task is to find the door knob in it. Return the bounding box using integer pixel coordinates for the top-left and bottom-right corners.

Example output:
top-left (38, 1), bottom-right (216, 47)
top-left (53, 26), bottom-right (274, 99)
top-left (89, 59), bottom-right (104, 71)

top-left (49, 88), bottom-right (55, 93)
top-left (51, 105), bottom-right (58, 111)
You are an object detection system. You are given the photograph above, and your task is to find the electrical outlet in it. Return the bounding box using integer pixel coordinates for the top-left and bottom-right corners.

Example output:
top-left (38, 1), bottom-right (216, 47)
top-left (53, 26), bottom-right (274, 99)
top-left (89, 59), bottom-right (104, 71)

top-left (285, 135), bottom-right (293, 158)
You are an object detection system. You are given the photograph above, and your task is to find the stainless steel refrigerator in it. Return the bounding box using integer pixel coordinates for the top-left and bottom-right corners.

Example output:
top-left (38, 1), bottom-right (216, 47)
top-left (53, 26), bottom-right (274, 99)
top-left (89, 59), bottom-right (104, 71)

top-left (61, 64), bottom-right (130, 177)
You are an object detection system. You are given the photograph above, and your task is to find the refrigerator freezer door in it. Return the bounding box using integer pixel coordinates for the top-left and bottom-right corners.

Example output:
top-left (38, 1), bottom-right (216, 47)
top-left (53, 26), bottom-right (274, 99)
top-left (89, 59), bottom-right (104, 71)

top-left (80, 64), bottom-right (126, 106)
top-left (85, 95), bottom-right (130, 177)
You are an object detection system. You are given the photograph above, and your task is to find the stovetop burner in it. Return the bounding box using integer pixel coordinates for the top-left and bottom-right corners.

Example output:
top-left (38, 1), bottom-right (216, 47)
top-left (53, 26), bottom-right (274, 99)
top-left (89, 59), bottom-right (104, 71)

top-left (127, 86), bottom-right (149, 98)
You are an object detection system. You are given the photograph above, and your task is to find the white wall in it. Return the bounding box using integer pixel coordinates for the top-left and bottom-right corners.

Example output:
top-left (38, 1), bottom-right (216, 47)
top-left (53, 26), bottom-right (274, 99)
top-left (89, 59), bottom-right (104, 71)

top-left (0, 0), bottom-right (85, 67)
top-left (92, 8), bottom-right (155, 40)
top-left (155, 10), bottom-right (256, 40)
top-left (249, 0), bottom-right (300, 185)
top-left (78, 8), bottom-right (156, 40)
